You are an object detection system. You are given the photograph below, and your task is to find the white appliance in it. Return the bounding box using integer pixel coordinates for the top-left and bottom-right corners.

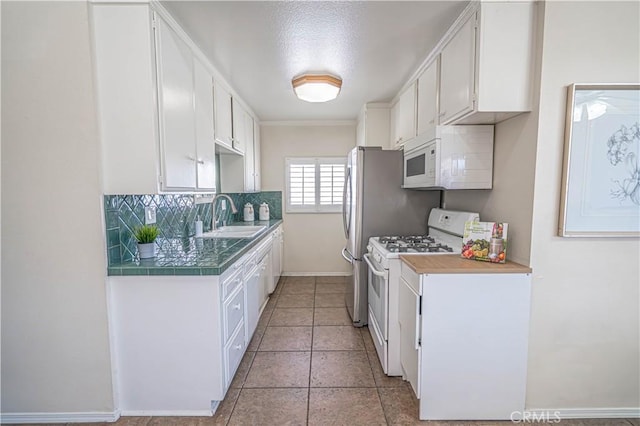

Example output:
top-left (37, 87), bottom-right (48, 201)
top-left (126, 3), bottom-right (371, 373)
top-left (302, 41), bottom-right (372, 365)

top-left (364, 208), bottom-right (479, 376)
top-left (402, 125), bottom-right (494, 190)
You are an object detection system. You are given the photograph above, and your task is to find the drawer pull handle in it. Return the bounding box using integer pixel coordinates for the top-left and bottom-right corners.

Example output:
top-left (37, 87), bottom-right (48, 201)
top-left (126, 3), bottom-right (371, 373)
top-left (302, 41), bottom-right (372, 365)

top-left (234, 344), bottom-right (243, 351)
top-left (233, 303), bottom-right (241, 310)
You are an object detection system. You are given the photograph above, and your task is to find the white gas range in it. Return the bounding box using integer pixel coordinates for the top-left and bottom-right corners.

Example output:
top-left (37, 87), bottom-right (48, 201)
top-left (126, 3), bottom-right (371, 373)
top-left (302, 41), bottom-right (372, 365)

top-left (364, 208), bottom-right (480, 376)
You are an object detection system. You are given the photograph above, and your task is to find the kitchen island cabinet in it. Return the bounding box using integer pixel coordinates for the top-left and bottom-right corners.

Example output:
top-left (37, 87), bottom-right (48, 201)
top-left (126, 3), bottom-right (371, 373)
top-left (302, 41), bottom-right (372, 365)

top-left (108, 222), bottom-right (281, 416)
top-left (399, 255), bottom-right (532, 420)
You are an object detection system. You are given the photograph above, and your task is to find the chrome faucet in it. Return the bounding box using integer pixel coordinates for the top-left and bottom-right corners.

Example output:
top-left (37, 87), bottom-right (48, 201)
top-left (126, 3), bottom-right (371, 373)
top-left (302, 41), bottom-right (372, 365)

top-left (211, 194), bottom-right (238, 230)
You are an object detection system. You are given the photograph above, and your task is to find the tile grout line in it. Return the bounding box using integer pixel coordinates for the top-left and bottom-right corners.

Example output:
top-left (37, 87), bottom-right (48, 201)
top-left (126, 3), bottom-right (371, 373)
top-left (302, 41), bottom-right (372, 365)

top-left (306, 275), bottom-right (316, 426)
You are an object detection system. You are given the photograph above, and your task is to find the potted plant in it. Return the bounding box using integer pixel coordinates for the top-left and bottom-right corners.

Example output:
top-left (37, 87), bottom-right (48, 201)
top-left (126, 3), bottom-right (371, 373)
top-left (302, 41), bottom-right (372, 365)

top-left (134, 224), bottom-right (159, 259)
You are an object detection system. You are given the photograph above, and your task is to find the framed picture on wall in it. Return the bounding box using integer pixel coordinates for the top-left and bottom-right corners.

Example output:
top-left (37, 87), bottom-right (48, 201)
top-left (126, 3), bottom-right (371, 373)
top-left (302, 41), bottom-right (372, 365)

top-left (559, 83), bottom-right (640, 237)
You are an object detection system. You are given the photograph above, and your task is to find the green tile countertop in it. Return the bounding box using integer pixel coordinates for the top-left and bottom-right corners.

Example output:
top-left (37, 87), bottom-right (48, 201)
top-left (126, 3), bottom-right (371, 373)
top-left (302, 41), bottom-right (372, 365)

top-left (108, 220), bottom-right (283, 276)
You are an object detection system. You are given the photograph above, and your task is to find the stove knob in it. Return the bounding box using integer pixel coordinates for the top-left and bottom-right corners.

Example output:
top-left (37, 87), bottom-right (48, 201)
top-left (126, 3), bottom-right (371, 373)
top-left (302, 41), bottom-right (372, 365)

top-left (374, 253), bottom-right (382, 263)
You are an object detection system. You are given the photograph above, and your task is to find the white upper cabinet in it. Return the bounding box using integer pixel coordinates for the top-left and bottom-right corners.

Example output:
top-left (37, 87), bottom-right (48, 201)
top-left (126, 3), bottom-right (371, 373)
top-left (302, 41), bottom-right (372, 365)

top-left (390, 82), bottom-right (417, 149)
top-left (439, 14), bottom-right (476, 125)
top-left (232, 100), bottom-right (249, 155)
top-left (92, 4), bottom-right (160, 194)
top-left (416, 57), bottom-right (439, 136)
top-left (356, 103), bottom-right (390, 148)
top-left (193, 57), bottom-right (216, 191)
top-left (392, 1), bottom-right (535, 130)
top-left (253, 125), bottom-right (262, 191)
top-left (92, 2), bottom-right (257, 194)
top-left (156, 15), bottom-right (216, 191)
top-left (155, 16), bottom-right (197, 190)
top-left (214, 81), bottom-right (234, 150)
top-left (440, 1), bottom-right (536, 125)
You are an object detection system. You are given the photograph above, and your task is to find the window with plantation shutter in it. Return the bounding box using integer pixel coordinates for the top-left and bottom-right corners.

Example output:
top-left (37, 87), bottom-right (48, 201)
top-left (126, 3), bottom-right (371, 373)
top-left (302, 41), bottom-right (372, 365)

top-left (285, 157), bottom-right (346, 213)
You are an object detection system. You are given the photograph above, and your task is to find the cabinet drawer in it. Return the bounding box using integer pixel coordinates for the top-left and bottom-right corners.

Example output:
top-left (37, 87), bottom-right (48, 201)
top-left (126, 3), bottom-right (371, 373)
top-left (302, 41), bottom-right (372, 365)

top-left (400, 261), bottom-right (421, 295)
top-left (224, 320), bottom-right (246, 388)
top-left (222, 268), bottom-right (243, 301)
top-left (224, 286), bottom-right (245, 342)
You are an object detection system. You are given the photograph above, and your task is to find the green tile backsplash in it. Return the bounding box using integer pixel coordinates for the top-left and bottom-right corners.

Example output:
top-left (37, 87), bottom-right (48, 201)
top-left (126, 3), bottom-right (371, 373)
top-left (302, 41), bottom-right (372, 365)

top-left (104, 191), bottom-right (282, 266)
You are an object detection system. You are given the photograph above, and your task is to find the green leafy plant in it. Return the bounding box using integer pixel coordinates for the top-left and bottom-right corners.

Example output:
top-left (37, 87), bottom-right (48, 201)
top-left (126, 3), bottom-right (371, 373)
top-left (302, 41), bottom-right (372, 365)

top-left (133, 225), bottom-right (159, 244)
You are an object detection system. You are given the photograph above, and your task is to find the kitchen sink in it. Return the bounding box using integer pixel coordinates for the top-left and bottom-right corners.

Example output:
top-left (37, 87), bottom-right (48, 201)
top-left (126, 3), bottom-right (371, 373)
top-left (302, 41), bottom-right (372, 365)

top-left (201, 225), bottom-right (267, 239)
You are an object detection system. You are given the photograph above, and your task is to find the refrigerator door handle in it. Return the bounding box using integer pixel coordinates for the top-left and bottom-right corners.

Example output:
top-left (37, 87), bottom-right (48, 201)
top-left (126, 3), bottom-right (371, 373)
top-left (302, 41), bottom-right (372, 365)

top-left (341, 247), bottom-right (353, 264)
top-left (342, 167), bottom-right (351, 239)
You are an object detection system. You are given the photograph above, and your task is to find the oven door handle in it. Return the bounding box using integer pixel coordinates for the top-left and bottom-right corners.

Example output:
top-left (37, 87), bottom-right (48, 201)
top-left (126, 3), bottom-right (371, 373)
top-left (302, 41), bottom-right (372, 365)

top-left (363, 253), bottom-right (386, 277)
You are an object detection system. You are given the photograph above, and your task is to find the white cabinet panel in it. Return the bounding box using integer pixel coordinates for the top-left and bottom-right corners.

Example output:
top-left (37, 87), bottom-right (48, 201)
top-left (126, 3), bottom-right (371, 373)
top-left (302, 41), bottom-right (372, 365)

top-left (193, 57), bottom-right (216, 190)
top-left (398, 276), bottom-right (421, 399)
top-left (417, 57), bottom-right (439, 135)
top-left (391, 83), bottom-right (417, 149)
top-left (357, 103), bottom-right (390, 148)
top-left (439, 13), bottom-right (476, 125)
top-left (253, 125), bottom-right (261, 191)
top-left (244, 265), bottom-right (260, 340)
top-left (155, 17), bottom-right (197, 189)
top-left (92, 4), bottom-right (160, 194)
top-left (214, 81), bottom-right (233, 150)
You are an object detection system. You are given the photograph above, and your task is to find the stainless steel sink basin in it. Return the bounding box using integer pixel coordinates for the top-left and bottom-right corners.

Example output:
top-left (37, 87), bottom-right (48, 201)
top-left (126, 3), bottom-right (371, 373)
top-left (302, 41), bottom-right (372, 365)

top-left (201, 225), bottom-right (267, 239)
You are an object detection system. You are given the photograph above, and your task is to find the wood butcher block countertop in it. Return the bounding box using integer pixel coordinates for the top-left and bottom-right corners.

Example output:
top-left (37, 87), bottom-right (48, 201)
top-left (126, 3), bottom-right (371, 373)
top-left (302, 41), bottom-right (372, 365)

top-left (400, 254), bottom-right (532, 274)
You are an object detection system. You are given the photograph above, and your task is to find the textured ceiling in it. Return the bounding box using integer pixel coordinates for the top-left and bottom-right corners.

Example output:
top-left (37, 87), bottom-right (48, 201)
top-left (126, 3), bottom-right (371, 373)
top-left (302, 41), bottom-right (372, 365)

top-left (161, 1), bottom-right (469, 122)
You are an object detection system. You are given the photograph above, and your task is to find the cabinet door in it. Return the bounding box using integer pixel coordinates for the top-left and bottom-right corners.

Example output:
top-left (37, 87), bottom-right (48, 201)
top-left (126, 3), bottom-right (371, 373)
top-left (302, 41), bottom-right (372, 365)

top-left (417, 58), bottom-right (439, 135)
top-left (253, 124), bottom-right (261, 191)
top-left (397, 82), bottom-right (417, 145)
top-left (244, 266), bottom-right (260, 341)
top-left (155, 17), bottom-right (196, 189)
top-left (243, 113), bottom-right (255, 191)
top-left (214, 81), bottom-right (233, 149)
top-left (389, 101), bottom-right (399, 149)
top-left (440, 14), bottom-right (476, 124)
top-left (193, 57), bottom-right (216, 191)
top-left (271, 230), bottom-right (282, 292)
top-left (398, 276), bottom-right (421, 399)
top-left (231, 100), bottom-right (246, 154)
top-left (258, 256), bottom-right (271, 311)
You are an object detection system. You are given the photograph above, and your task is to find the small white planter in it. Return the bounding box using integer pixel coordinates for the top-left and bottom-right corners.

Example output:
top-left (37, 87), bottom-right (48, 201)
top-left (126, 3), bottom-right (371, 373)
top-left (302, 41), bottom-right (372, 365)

top-left (137, 242), bottom-right (156, 259)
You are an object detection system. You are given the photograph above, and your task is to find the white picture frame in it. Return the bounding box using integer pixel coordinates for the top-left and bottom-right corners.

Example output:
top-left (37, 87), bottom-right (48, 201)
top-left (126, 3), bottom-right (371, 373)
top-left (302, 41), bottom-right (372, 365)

top-left (558, 83), bottom-right (640, 237)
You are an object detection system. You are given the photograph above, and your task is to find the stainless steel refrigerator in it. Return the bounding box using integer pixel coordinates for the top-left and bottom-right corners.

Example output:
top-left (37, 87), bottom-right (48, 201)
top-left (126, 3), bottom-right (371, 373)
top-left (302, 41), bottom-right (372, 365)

top-left (341, 146), bottom-right (440, 326)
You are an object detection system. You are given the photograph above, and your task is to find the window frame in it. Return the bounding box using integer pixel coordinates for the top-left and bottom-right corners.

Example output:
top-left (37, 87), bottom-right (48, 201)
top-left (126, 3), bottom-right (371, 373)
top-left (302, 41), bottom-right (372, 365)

top-left (285, 156), bottom-right (347, 214)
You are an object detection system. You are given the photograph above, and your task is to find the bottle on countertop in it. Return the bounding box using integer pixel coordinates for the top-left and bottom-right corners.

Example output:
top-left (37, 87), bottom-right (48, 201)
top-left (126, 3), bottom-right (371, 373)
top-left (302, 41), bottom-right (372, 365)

top-left (243, 203), bottom-right (254, 222)
top-left (195, 215), bottom-right (203, 237)
top-left (259, 203), bottom-right (270, 221)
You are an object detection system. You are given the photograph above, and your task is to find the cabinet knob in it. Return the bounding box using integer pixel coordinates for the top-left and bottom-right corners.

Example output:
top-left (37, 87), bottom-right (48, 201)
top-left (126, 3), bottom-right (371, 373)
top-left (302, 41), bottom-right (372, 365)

top-left (234, 344), bottom-right (243, 351)
top-left (233, 303), bottom-right (241, 310)
top-left (197, 159), bottom-right (205, 165)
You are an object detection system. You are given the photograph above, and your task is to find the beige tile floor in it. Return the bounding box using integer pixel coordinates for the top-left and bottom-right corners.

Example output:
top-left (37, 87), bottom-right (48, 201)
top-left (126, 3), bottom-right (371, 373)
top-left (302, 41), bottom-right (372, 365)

top-left (23, 276), bottom-right (639, 426)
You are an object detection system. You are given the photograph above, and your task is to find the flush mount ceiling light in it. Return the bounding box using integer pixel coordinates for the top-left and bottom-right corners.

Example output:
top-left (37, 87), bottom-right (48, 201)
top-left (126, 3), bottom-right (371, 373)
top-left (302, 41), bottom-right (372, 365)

top-left (292, 74), bottom-right (342, 103)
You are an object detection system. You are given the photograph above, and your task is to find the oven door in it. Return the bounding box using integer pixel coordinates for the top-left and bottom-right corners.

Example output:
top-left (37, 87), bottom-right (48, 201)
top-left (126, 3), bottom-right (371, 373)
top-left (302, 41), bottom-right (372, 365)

top-left (364, 253), bottom-right (388, 339)
top-left (403, 139), bottom-right (437, 188)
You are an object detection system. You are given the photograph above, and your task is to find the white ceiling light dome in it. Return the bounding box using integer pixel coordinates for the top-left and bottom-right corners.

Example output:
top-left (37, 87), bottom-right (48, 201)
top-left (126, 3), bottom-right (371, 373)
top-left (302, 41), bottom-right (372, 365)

top-left (292, 74), bottom-right (342, 103)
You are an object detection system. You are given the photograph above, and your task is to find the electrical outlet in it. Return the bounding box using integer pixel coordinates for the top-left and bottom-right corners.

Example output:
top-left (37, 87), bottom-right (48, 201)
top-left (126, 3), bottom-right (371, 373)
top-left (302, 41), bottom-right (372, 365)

top-left (145, 207), bottom-right (156, 224)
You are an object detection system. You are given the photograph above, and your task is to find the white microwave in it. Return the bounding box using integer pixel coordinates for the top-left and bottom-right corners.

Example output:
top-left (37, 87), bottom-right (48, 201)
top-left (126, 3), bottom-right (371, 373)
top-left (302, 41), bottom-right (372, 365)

top-left (402, 125), bottom-right (494, 190)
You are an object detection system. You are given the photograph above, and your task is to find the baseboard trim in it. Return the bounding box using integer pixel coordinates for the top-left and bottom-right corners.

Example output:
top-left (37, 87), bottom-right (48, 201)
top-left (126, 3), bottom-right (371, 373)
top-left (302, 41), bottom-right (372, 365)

top-left (282, 272), bottom-right (351, 277)
top-left (120, 410), bottom-right (212, 416)
top-left (0, 411), bottom-right (120, 424)
top-left (525, 408), bottom-right (639, 419)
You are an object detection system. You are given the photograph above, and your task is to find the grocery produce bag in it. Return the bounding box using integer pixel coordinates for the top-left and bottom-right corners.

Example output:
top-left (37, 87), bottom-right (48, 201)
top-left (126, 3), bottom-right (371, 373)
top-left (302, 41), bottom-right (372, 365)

top-left (461, 221), bottom-right (508, 263)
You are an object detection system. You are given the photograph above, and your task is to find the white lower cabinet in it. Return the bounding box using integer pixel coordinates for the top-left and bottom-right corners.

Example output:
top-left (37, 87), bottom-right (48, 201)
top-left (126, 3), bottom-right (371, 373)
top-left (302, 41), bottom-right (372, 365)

top-left (109, 226), bottom-right (281, 415)
top-left (399, 261), bottom-right (531, 420)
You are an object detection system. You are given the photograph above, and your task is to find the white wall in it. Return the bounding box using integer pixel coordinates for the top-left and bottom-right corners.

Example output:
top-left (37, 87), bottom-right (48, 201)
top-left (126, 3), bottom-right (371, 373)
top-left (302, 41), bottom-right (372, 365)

top-left (260, 123), bottom-right (355, 274)
top-left (1, 1), bottom-right (114, 416)
top-left (526, 1), bottom-right (640, 411)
